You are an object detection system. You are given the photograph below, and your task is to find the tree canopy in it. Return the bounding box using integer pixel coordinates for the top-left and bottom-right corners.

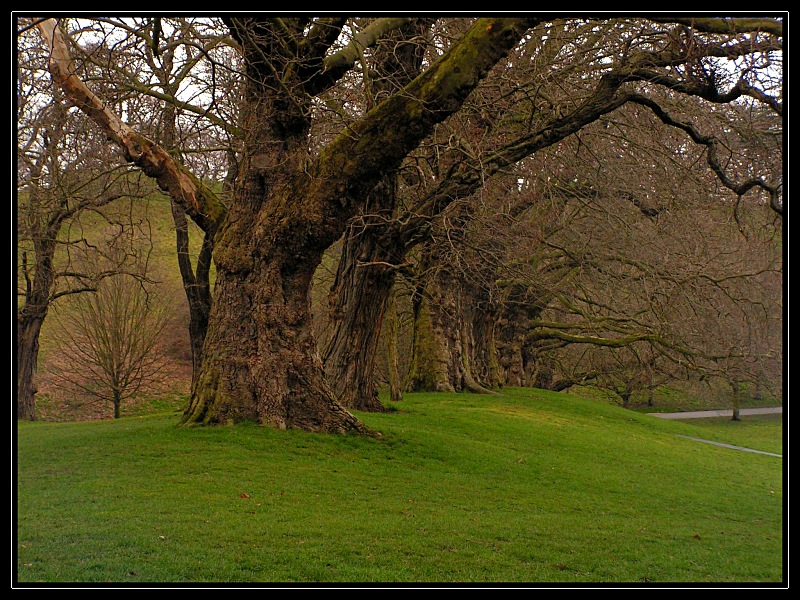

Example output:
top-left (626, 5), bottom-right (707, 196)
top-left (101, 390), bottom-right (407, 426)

top-left (18, 15), bottom-right (783, 430)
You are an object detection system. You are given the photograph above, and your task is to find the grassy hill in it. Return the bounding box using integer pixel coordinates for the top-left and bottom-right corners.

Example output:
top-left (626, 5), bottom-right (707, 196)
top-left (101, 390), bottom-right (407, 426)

top-left (15, 387), bottom-right (784, 585)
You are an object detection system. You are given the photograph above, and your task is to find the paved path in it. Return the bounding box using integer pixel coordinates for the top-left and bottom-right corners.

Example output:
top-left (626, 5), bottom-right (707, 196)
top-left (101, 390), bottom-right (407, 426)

top-left (650, 407), bottom-right (783, 458)
top-left (650, 407), bottom-right (782, 420)
top-left (672, 435), bottom-right (783, 458)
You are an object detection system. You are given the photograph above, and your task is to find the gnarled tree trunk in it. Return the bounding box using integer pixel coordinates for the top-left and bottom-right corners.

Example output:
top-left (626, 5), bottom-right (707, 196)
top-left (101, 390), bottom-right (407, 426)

top-left (184, 246), bottom-right (367, 432)
top-left (406, 278), bottom-right (456, 392)
top-left (180, 37), bottom-right (369, 432)
top-left (322, 19), bottom-right (429, 412)
top-left (322, 218), bottom-right (402, 412)
top-left (400, 193), bottom-right (509, 395)
top-left (406, 265), bottom-right (497, 394)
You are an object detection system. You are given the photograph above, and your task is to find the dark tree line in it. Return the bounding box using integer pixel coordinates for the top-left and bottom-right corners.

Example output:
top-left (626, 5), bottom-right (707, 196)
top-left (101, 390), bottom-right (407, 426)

top-left (17, 15), bottom-right (783, 429)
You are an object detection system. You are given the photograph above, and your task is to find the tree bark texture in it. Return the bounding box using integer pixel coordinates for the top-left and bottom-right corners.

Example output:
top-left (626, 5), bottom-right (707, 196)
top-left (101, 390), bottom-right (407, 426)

top-left (322, 19), bottom-right (429, 412)
top-left (406, 266), bottom-right (497, 394)
top-left (181, 37), bottom-right (370, 432)
top-left (17, 313), bottom-right (44, 420)
top-left (179, 135), bottom-right (367, 433)
top-left (322, 216), bottom-right (402, 412)
top-left (183, 250), bottom-right (367, 432)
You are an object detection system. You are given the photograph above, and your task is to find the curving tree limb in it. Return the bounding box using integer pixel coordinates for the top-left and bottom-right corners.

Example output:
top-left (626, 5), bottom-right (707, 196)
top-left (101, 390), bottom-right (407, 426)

top-left (36, 18), bottom-right (226, 233)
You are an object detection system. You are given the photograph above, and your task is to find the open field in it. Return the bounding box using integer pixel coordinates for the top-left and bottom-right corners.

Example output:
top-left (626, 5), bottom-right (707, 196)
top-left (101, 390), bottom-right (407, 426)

top-left (15, 388), bottom-right (784, 586)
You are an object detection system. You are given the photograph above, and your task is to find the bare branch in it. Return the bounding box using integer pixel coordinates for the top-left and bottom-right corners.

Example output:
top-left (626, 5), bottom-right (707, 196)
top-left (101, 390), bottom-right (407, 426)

top-left (628, 94), bottom-right (782, 215)
top-left (647, 17), bottom-right (783, 38)
top-left (35, 18), bottom-right (226, 232)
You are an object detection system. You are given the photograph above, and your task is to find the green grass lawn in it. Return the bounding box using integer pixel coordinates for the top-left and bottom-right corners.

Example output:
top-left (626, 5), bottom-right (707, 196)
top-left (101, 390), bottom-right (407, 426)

top-left (15, 388), bottom-right (784, 586)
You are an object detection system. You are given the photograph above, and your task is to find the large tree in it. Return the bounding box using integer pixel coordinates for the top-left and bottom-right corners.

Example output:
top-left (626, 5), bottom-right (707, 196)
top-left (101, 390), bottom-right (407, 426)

top-left (29, 15), bottom-right (783, 432)
top-left (318, 17), bottom-right (784, 404)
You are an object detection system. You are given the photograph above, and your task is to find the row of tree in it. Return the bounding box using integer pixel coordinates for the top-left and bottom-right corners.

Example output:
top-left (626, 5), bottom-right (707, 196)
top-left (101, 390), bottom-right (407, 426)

top-left (17, 16), bottom-right (783, 430)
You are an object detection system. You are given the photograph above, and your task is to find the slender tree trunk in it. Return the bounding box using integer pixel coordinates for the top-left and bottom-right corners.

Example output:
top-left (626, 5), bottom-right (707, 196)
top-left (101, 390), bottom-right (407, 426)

top-left (620, 389), bottom-right (631, 408)
top-left (161, 90), bottom-right (217, 390)
top-left (17, 238), bottom-right (58, 421)
top-left (170, 199), bottom-right (213, 389)
top-left (731, 380), bottom-right (741, 421)
top-left (17, 314), bottom-right (45, 420)
top-left (385, 285), bottom-right (403, 403)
